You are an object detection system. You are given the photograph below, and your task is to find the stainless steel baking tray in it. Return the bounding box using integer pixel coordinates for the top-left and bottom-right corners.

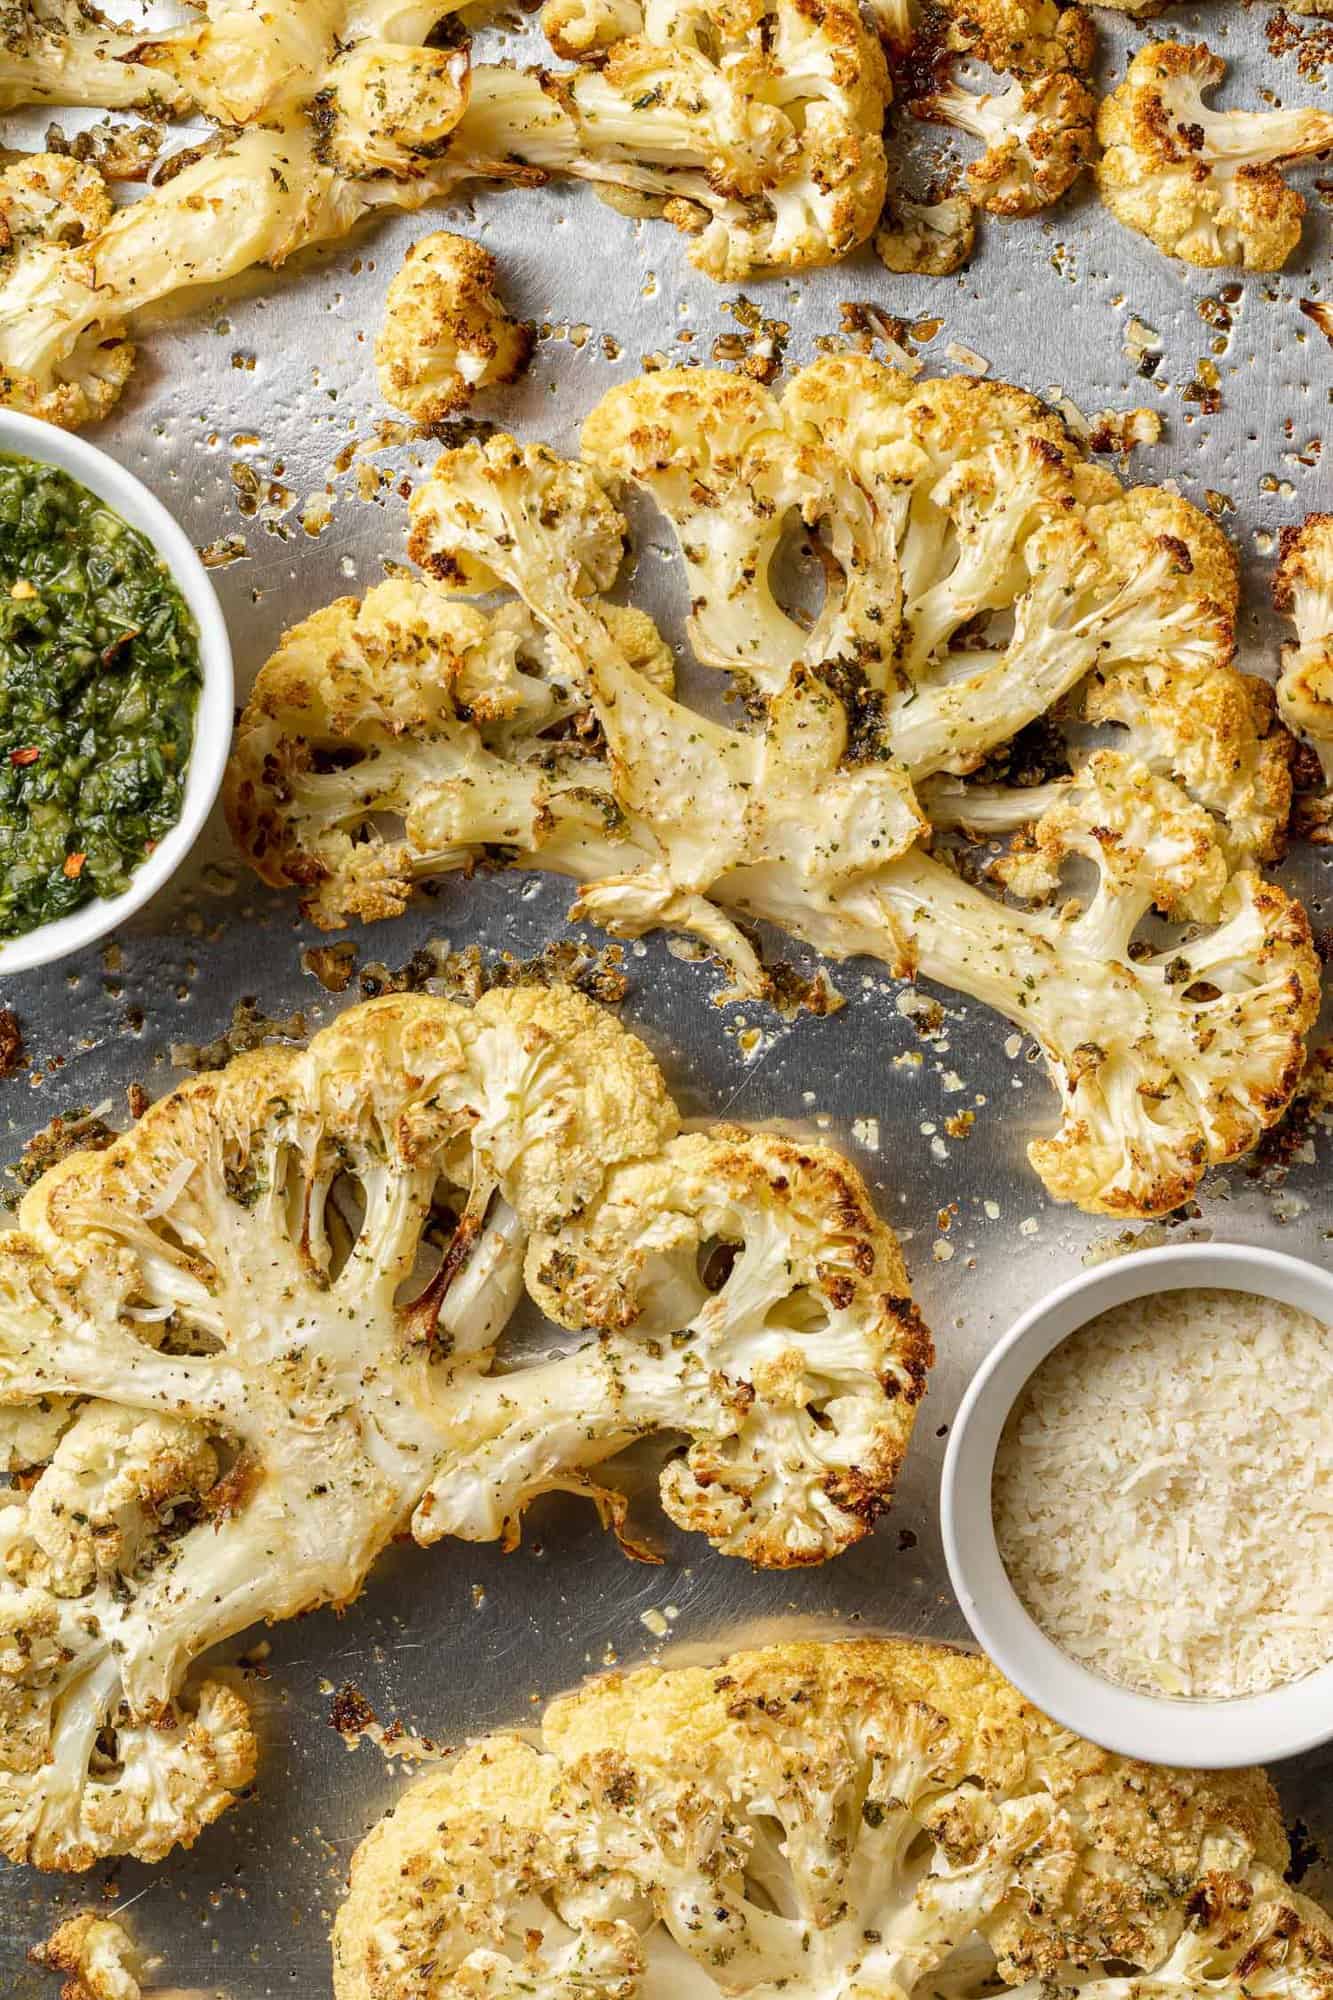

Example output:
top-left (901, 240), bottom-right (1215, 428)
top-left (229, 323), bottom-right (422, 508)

top-left (3, 0), bottom-right (1331, 1988)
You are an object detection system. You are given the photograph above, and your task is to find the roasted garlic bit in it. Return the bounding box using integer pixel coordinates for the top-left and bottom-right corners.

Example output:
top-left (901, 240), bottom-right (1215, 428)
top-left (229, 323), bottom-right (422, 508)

top-left (375, 231), bottom-right (534, 426)
top-left (1096, 41), bottom-right (1333, 269)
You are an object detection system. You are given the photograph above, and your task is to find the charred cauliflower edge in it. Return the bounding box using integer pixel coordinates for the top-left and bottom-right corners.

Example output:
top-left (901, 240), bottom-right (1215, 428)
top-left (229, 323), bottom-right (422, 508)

top-left (0, 985), bottom-right (930, 1871)
top-left (225, 356), bottom-right (1319, 1220)
top-left (331, 1636), bottom-right (1333, 2000)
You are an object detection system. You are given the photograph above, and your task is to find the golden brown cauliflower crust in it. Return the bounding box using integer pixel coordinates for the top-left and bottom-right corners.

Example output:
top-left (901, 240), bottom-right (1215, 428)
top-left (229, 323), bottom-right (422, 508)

top-left (332, 1637), bottom-right (1330, 2000)
top-left (375, 230), bottom-right (534, 426)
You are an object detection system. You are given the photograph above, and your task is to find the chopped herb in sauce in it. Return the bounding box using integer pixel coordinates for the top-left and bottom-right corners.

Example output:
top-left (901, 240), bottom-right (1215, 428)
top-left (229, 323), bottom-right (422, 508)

top-left (0, 453), bottom-right (201, 938)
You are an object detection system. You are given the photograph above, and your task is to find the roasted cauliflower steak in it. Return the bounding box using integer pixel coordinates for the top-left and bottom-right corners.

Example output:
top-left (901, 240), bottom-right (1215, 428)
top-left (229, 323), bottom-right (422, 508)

top-left (229, 357), bottom-right (1317, 1218)
top-left (331, 1636), bottom-right (1333, 2000)
top-left (0, 986), bottom-right (930, 1871)
top-left (1095, 42), bottom-right (1333, 270)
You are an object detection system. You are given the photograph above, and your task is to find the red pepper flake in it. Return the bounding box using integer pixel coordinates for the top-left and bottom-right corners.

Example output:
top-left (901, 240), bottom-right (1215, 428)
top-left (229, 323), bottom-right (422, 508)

top-left (62, 852), bottom-right (86, 879)
top-left (9, 747), bottom-right (39, 767)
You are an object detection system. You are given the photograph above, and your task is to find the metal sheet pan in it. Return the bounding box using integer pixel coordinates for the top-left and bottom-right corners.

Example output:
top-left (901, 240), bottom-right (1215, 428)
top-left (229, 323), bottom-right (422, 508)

top-left (2, 0), bottom-right (1332, 1987)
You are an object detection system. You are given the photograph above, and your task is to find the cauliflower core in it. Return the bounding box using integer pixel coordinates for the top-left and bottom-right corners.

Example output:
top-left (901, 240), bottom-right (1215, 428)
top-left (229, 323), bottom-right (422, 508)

top-left (376, 230), bottom-right (534, 426)
top-left (0, 986), bottom-right (930, 1870)
top-left (227, 356), bottom-right (1315, 1216)
top-left (331, 1636), bottom-right (1333, 2000)
top-left (1096, 41), bottom-right (1333, 269)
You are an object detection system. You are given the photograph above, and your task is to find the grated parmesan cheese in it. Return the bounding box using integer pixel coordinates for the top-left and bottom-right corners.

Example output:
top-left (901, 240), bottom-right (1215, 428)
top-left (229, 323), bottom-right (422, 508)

top-left (992, 1287), bottom-right (1333, 1700)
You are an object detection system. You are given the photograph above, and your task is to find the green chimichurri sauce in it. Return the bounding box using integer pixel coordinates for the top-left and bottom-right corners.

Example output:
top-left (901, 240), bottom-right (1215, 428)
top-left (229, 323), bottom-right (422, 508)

top-left (0, 453), bottom-right (202, 940)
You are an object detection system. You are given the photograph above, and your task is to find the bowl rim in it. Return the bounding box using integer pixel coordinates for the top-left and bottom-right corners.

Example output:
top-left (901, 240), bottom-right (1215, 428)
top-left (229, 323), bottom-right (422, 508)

top-left (941, 1240), bottom-right (1333, 1768)
top-left (0, 410), bottom-right (234, 975)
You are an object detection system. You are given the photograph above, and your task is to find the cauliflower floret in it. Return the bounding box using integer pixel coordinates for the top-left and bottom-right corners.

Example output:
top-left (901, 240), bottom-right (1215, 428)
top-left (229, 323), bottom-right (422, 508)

top-left (128, 0), bottom-right (464, 129)
top-left (223, 578), bottom-right (667, 928)
top-left (932, 0), bottom-right (1094, 77)
top-left (22, 1406), bottom-right (218, 1599)
top-left (30, 1912), bottom-right (143, 2000)
top-left (311, 40), bottom-right (472, 177)
top-left (333, 1636), bottom-right (1326, 2000)
top-left (1075, 485), bottom-right (1293, 863)
top-left (375, 231), bottom-right (534, 425)
top-left (0, 987), bottom-right (930, 1868)
top-left (920, 752), bottom-right (1317, 1213)
top-left (547, 0), bottom-right (893, 278)
top-left (417, 1129), bottom-right (932, 1562)
top-left (0, 153), bottom-right (133, 428)
top-left (1275, 515), bottom-right (1333, 784)
top-left (1095, 41), bottom-right (1333, 270)
top-left (919, 73), bottom-right (1095, 216)
top-left (875, 187), bottom-right (976, 273)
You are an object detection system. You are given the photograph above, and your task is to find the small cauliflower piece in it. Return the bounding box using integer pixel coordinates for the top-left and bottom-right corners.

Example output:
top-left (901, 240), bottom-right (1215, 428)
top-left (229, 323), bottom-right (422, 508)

top-left (30, 1912), bottom-right (143, 2000)
top-left (311, 40), bottom-right (472, 177)
top-left (933, 0), bottom-right (1094, 76)
top-left (919, 73), bottom-right (1096, 216)
top-left (332, 1636), bottom-right (1328, 2000)
top-left (0, 987), bottom-right (930, 1869)
top-left (875, 187), bottom-right (976, 273)
top-left (0, 153), bottom-right (133, 428)
top-left (1096, 41), bottom-right (1333, 270)
top-left (375, 231), bottom-right (534, 425)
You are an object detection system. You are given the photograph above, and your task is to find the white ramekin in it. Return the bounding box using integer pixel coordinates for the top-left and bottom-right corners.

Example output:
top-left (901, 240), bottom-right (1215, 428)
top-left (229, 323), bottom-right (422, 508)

top-left (942, 1242), bottom-right (1333, 1768)
top-left (0, 411), bottom-right (234, 975)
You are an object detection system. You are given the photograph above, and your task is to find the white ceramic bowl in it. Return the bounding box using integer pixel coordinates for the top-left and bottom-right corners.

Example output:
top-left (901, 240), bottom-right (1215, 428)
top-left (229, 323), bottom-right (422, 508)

top-left (942, 1242), bottom-right (1333, 1768)
top-left (0, 411), bottom-right (233, 974)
